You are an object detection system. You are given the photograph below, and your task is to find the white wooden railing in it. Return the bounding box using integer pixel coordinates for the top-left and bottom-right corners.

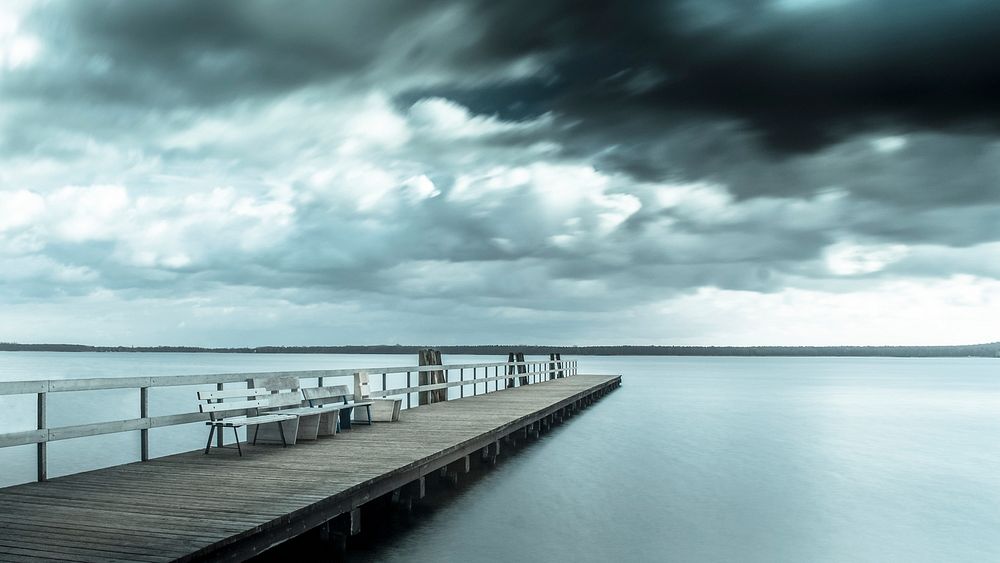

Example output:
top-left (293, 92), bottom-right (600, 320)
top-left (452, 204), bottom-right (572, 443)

top-left (0, 357), bottom-right (577, 482)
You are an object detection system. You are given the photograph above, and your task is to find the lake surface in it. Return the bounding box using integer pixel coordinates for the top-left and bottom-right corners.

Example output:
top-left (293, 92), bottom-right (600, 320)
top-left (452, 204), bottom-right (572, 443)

top-left (2, 353), bottom-right (999, 562)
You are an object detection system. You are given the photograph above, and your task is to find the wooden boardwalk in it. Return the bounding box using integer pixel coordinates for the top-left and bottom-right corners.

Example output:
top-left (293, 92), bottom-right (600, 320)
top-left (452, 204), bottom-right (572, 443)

top-left (0, 374), bottom-right (620, 562)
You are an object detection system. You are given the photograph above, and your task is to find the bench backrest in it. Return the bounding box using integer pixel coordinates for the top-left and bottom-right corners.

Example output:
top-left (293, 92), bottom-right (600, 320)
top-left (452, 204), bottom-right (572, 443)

top-left (198, 388), bottom-right (272, 420)
top-left (249, 376), bottom-right (304, 411)
top-left (249, 376), bottom-right (301, 392)
top-left (264, 391), bottom-right (305, 410)
top-left (301, 385), bottom-right (352, 406)
top-left (355, 372), bottom-right (370, 402)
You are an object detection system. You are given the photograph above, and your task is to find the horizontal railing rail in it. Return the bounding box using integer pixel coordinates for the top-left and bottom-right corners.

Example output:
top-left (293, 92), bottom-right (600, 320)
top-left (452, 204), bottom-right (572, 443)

top-left (0, 361), bottom-right (574, 395)
top-left (0, 357), bottom-right (577, 483)
top-left (371, 367), bottom-right (563, 397)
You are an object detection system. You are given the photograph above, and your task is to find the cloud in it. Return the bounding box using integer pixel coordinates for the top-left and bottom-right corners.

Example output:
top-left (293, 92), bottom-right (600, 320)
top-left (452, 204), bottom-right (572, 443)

top-left (1, 1), bottom-right (999, 346)
top-left (824, 243), bottom-right (909, 276)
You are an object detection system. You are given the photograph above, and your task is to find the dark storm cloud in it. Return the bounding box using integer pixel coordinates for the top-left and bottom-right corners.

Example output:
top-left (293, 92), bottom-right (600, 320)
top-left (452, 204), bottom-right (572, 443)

top-left (591, 126), bottom-right (1000, 208)
top-left (389, 0), bottom-right (1000, 211)
top-left (447, 0), bottom-right (1000, 153)
top-left (14, 0), bottom-right (1000, 158)
top-left (14, 0), bottom-right (1000, 155)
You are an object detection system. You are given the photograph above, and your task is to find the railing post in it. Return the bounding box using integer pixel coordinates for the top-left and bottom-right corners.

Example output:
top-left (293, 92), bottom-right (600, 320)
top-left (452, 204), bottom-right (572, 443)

top-left (216, 382), bottom-right (224, 448)
top-left (37, 391), bottom-right (46, 482)
top-left (459, 368), bottom-right (464, 398)
top-left (140, 387), bottom-right (149, 462)
top-left (406, 372), bottom-right (411, 409)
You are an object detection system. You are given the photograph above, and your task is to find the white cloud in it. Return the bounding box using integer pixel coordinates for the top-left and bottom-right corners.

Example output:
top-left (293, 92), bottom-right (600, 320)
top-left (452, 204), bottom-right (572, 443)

top-left (0, 33), bottom-right (40, 69)
top-left (654, 182), bottom-right (733, 224)
top-left (400, 175), bottom-right (440, 201)
top-left (825, 242), bottom-right (909, 276)
top-left (0, 183), bottom-right (297, 278)
top-left (0, 2), bottom-right (41, 70)
top-left (871, 136), bottom-right (908, 153)
top-left (340, 93), bottom-right (413, 152)
top-left (773, 0), bottom-right (859, 12)
top-left (48, 185), bottom-right (129, 242)
top-left (0, 189), bottom-right (44, 231)
top-left (408, 97), bottom-right (547, 139)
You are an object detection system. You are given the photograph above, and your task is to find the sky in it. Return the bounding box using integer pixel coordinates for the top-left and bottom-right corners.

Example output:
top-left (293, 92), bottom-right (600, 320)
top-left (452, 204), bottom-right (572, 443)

top-left (1, 0), bottom-right (999, 347)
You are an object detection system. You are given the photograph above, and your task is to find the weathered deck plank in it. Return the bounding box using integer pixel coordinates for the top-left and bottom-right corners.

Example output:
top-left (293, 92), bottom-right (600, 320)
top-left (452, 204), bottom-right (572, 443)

top-left (0, 375), bottom-right (620, 562)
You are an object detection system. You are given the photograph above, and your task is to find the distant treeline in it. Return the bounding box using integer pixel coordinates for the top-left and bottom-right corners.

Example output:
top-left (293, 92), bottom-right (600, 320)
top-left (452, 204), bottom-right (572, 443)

top-left (2, 342), bottom-right (999, 357)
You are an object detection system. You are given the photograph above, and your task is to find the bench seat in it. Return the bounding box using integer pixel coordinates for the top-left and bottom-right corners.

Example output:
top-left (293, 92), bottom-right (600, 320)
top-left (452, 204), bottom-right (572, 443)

top-left (301, 386), bottom-right (374, 430)
top-left (351, 371), bottom-right (401, 422)
top-left (207, 413), bottom-right (297, 427)
top-left (277, 405), bottom-right (343, 439)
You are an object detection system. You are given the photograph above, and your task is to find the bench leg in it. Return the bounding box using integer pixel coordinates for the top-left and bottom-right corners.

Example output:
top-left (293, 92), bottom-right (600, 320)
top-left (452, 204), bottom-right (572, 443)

top-left (204, 425), bottom-right (216, 455)
top-left (363, 405), bottom-right (373, 425)
top-left (278, 420), bottom-right (288, 447)
top-left (232, 426), bottom-right (242, 457)
top-left (297, 414), bottom-right (321, 441)
top-left (253, 424), bottom-right (260, 445)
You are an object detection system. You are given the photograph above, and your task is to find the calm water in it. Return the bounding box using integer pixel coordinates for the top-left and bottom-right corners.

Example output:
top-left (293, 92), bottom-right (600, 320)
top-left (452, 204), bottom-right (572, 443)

top-left (2, 353), bottom-right (1000, 562)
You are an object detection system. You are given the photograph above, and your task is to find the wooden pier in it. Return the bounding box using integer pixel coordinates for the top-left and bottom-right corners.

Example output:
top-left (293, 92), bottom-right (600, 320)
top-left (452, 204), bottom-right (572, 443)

top-left (0, 361), bottom-right (621, 562)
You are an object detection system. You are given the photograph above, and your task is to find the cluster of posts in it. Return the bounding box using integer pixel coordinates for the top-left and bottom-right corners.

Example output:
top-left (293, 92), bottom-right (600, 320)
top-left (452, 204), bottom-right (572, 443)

top-left (416, 350), bottom-right (568, 405)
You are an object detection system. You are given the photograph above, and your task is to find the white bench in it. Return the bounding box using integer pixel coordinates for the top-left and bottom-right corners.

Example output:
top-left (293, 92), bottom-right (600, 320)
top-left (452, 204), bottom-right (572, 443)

top-left (197, 387), bottom-right (297, 456)
top-left (354, 371), bottom-right (402, 422)
top-left (249, 376), bottom-right (344, 442)
top-left (301, 385), bottom-right (373, 430)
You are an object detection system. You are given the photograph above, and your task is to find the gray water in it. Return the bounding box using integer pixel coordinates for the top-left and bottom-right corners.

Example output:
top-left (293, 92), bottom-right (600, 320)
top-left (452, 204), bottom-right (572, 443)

top-left (2, 354), bottom-right (1000, 561)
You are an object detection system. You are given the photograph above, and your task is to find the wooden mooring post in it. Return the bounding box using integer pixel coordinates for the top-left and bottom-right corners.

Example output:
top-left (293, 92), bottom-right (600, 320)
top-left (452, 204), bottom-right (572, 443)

top-left (418, 349), bottom-right (447, 405)
top-left (516, 352), bottom-right (529, 386)
top-left (506, 352), bottom-right (530, 387)
top-left (505, 352), bottom-right (517, 388)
